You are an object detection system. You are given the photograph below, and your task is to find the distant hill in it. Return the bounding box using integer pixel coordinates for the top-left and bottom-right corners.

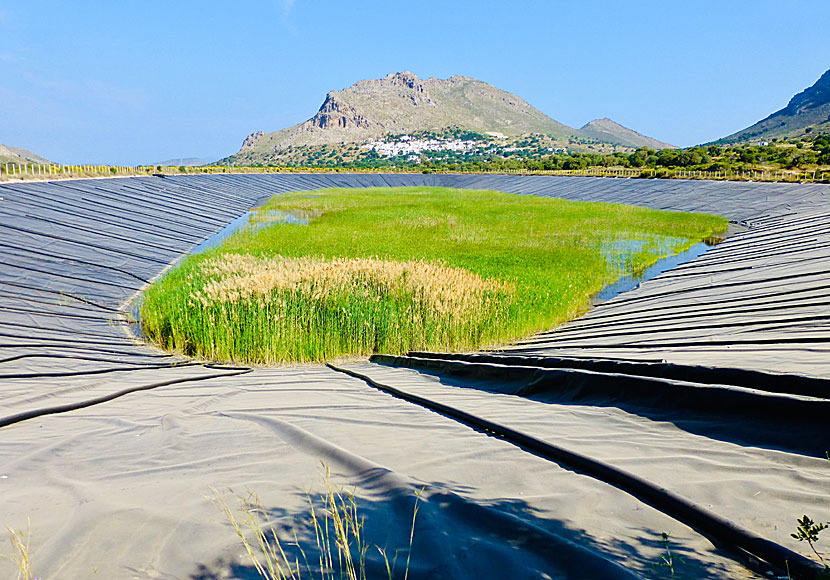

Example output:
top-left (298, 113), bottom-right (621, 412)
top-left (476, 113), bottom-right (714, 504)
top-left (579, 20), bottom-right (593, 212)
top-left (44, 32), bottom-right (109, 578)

top-left (717, 69), bottom-right (830, 143)
top-left (0, 144), bottom-right (51, 165)
top-left (230, 72), bottom-right (583, 162)
top-left (151, 157), bottom-right (209, 167)
top-left (580, 118), bottom-right (675, 149)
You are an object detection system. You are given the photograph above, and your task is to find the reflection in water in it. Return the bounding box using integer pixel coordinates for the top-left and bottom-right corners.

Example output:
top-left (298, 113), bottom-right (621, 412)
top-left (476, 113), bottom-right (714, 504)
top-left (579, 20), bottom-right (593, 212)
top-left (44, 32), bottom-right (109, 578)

top-left (191, 209), bottom-right (315, 254)
top-left (595, 235), bottom-right (721, 303)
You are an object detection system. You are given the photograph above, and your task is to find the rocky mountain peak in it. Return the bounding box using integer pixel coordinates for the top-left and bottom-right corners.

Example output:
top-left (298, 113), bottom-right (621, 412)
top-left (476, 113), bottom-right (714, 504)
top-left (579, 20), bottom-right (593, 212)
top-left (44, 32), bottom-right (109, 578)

top-left (786, 69), bottom-right (830, 114)
top-left (232, 72), bottom-right (592, 155)
top-left (242, 131), bottom-right (265, 149)
top-left (717, 68), bottom-right (830, 142)
top-left (347, 71), bottom-right (433, 106)
top-left (386, 71), bottom-right (423, 90)
top-left (583, 118), bottom-right (617, 129)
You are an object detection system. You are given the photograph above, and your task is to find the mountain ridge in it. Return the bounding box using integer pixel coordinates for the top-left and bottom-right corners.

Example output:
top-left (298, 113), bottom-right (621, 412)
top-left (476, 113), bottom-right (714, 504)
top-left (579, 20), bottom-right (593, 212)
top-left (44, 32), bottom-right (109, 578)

top-left (580, 118), bottom-right (675, 149)
top-left (151, 157), bottom-right (209, 167)
top-left (237, 72), bottom-right (577, 157)
top-left (227, 71), bottom-right (675, 166)
top-left (718, 69), bottom-right (830, 143)
top-left (0, 144), bottom-right (51, 165)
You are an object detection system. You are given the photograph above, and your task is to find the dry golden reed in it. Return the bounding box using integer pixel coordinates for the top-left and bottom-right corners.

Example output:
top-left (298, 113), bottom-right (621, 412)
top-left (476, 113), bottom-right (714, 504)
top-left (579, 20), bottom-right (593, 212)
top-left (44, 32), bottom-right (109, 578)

top-left (195, 254), bottom-right (511, 317)
top-left (142, 253), bottom-right (515, 363)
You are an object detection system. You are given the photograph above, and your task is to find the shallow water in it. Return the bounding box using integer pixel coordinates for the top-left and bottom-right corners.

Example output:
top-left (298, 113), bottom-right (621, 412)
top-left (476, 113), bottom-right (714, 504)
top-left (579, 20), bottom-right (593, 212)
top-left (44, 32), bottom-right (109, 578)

top-left (600, 236), bottom-right (688, 273)
top-left (190, 209), bottom-right (311, 254)
top-left (594, 238), bottom-right (717, 303)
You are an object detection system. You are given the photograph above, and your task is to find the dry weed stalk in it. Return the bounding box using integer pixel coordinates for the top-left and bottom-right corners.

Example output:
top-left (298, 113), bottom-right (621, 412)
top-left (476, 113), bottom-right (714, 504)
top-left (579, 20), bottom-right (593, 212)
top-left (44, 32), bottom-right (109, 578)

top-left (214, 468), bottom-right (420, 580)
top-left (2, 520), bottom-right (36, 580)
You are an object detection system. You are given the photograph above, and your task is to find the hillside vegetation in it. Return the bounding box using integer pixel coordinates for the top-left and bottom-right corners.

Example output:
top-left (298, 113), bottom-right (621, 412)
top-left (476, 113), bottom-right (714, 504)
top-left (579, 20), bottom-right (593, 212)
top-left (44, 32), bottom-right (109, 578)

top-left (223, 130), bottom-right (830, 176)
top-left (442, 136), bottom-right (830, 174)
top-left (230, 127), bottom-right (632, 169)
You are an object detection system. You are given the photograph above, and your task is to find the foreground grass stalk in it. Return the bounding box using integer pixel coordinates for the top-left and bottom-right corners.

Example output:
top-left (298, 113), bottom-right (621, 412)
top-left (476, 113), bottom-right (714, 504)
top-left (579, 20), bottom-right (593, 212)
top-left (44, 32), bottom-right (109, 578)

top-left (214, 468), bottom-right (420, 580)
top-left (403, 488), bottom-right (420, 580)
top-left (1, 521), bottom-right (36, 580)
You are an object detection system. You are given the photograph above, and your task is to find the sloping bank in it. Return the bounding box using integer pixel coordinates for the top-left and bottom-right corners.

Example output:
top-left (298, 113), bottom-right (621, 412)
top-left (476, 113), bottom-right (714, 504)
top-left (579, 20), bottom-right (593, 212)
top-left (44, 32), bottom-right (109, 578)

top-left (0, 174), bottom-right (828, 579)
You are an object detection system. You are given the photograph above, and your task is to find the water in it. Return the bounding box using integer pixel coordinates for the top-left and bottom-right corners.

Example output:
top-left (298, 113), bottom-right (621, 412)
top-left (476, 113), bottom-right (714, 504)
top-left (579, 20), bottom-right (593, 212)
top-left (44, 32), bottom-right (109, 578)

top-left (191, 209), bottom-right (313, 254)
top-left (594, 237), bottom-right (719, 303)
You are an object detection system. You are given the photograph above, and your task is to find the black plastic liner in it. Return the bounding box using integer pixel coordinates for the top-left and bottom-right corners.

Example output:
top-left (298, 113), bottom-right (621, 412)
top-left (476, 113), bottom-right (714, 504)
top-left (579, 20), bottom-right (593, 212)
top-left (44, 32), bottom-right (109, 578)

top-left (2, 174), bottom-right (829, 579)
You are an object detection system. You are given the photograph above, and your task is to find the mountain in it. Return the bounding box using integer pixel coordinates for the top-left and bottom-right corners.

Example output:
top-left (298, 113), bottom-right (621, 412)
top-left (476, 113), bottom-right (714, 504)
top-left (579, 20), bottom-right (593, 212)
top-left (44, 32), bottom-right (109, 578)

top-left (0, 144), bottom-right (51, 165)
top-left (580, 118), bottom-right (675, 149)
top-left (718, 69), bottom-right (830, 143)
top-left (231, 72), bottom-right (580, 160)
top-left (151, 157), bottom-right (209, 167)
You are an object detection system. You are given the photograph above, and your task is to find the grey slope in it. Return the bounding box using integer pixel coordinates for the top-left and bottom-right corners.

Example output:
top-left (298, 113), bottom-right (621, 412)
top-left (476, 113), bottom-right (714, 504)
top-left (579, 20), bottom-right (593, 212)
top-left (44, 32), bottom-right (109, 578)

top-left (1, 174), bottom-right (828, 580)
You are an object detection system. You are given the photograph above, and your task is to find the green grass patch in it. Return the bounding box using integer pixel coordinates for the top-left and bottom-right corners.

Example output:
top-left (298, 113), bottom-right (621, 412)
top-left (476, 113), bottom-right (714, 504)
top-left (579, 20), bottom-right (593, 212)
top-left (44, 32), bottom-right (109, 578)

top-left (140, 187), bottom-right (727, 363)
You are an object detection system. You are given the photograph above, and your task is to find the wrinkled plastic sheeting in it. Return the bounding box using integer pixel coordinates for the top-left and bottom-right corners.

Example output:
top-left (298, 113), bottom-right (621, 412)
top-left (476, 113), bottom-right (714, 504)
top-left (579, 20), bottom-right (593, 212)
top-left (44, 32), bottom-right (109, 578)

top-left (507, 207), bottom-right (830, 376)
top-left (1, 174), bottom-right (830, 580)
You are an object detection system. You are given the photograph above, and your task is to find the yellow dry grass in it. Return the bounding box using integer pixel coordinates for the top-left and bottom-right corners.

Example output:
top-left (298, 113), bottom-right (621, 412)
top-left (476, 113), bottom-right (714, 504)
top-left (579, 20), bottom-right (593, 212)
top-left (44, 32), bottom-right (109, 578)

top-left (194, 254), bottom-right (512, 317)
top-left (2, 521), bottom-right (35, 580)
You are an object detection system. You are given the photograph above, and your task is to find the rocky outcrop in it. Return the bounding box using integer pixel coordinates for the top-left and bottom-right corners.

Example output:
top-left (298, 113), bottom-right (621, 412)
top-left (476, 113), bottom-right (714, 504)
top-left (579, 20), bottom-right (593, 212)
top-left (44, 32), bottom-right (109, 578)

top-left (234, 71), bottom-right (577, 153)
top-left (241, 131), bottom-right (265, 149)
top-left (310, 93), bottom-right (371, 130)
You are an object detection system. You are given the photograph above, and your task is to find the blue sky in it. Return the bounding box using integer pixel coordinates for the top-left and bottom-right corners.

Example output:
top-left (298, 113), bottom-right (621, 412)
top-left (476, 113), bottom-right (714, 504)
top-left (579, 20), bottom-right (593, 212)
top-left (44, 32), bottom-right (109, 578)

top-left (1, 0), bottom-right (828, 164)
